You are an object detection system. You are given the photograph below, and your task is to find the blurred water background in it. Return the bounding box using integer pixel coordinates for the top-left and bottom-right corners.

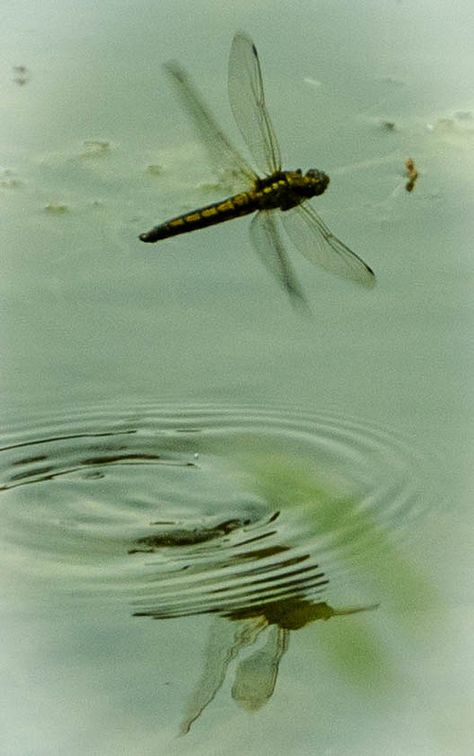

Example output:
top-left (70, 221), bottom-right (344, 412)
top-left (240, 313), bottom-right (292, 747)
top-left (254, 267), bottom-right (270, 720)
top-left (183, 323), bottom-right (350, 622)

top-left (1, 1), bottom-right (473, 754)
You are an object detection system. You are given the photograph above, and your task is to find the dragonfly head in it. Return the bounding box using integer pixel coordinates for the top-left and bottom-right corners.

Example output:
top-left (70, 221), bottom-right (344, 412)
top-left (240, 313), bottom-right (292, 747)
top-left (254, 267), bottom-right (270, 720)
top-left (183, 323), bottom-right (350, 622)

top-left (304, 169), bottom-right (330, 197)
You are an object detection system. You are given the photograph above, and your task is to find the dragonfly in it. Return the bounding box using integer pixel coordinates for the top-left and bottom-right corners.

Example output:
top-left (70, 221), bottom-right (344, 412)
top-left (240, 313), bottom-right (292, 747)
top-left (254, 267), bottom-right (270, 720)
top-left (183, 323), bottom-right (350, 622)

top-left (139, 32), bottom-right (375, 303)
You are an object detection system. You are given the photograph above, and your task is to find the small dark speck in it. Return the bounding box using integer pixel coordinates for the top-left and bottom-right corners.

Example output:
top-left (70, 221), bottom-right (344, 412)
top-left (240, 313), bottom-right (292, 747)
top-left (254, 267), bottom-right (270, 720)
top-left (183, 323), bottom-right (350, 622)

top-left (13, 65), bottom-right (31, 86)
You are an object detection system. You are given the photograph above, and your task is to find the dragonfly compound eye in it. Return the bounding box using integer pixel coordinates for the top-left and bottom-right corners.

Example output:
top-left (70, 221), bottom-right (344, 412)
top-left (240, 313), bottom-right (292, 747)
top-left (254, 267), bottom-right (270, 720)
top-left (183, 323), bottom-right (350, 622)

top-left (306, 169), bottom-right (329, 187)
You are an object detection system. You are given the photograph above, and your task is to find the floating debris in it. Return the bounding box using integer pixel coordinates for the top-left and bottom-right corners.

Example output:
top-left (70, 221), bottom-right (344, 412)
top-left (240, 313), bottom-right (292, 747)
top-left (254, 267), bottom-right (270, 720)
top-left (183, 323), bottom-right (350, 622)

top-left (79, 140), bottom-right (111, 159)
top-left (44, 202), bottom-right (68, 214)
top-left (377, 75), bottom-right (405, 87)
top-left (146, 163), bottom-right (163, 176)
top-left (12, 65), bottom-right (31, 86)
top-left (0, 168), bottom-right (21, 189)
top-left (405, 158), bottom-right (419, 193)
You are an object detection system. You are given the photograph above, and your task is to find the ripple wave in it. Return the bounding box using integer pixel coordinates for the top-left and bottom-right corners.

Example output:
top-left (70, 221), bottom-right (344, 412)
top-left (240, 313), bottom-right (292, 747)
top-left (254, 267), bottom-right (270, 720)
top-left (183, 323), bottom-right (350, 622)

top-left (0, 402), bottom-right (442, 618)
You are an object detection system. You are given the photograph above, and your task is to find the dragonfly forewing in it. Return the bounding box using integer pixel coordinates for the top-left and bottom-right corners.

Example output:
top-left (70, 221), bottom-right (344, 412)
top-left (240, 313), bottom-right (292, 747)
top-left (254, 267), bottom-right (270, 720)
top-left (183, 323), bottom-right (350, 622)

top-left (228, 32), bottom-right (282, 176)
top-left (165, 60), bottom-right (256, 190)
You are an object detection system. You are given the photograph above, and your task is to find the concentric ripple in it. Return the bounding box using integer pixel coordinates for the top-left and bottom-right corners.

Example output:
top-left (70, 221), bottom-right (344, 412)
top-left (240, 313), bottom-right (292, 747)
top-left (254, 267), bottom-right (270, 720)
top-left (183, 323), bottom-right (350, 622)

top-left (0, 402), bottom-right (442, 618)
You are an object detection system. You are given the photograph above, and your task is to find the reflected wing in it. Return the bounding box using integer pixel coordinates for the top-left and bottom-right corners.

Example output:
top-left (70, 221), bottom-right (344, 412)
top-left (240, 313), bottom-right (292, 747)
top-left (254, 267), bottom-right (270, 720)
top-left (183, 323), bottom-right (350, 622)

top-left (165, 61), bottom-right (256, 189)
top-left (228, 32), bottom-right (282, 175)
top-left (180, 617), bottom-right (266, 735)
top-left (250, 211), bottom-right (309, 310)
top-left (231, 625), bottom-right (289, 711)
top-left (280, 202), bottom-right (376, 287)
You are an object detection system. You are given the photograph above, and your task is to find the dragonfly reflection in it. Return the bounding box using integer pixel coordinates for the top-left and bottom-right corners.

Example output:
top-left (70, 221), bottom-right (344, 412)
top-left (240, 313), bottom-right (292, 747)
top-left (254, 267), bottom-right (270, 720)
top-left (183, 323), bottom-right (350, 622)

top-left (180, 597), bottom-right (377, 735)
top-left (140, 32), bottom-right (376, 304)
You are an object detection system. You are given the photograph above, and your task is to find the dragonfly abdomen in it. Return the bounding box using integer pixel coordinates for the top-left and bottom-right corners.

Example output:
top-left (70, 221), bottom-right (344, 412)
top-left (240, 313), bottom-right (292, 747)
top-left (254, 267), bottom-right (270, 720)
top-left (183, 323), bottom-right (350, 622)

top-left (139, 192), bottom-right (256, 243)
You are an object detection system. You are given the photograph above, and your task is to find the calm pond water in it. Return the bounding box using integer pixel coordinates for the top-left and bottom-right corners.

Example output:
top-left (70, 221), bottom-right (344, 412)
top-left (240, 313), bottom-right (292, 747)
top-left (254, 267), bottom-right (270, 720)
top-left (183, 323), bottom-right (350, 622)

top-left (1, 1), bottom-right (473, 754)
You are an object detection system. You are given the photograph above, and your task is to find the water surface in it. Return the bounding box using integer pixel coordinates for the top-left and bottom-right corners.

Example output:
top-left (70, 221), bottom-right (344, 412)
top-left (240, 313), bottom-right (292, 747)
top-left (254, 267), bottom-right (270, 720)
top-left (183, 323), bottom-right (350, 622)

top-left (1, 1), bottom-right (473, 754)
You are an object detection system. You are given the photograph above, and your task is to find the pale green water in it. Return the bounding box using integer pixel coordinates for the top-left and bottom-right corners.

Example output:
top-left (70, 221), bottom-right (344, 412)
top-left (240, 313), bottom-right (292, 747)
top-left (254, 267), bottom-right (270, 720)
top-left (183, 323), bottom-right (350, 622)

top-left (1, 1), bottom-right (473, 754)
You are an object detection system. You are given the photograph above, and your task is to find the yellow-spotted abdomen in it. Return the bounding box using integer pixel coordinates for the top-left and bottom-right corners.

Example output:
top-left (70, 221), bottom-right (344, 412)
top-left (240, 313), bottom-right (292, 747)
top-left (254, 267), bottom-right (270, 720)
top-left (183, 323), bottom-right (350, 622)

top-left (139, 192), bottom-right (255, 242)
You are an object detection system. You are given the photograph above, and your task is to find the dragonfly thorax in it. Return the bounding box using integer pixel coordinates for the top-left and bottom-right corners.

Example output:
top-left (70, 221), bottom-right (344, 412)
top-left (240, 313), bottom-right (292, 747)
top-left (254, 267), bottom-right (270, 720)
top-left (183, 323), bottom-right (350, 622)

top-left (272, 168), bottom-right (329, 210)
top-left (254, 169), bottom-right (330, 212)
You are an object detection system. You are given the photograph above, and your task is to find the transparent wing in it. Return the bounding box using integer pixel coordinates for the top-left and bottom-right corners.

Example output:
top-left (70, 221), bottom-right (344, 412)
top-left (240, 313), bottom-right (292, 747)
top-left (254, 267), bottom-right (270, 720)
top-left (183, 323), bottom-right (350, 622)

top-left (231, 625), bottom-right (289, 711)
top-left (250, 211), bottom-right (310, 311)
top-left (228, 32), bottom-right (282, 176)
top-left (280, 202), bottom-right (376, 287)
top-left (165, 60), bottom-right (257, 189)
top-left (180, 616), bottom-right (266, 735)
